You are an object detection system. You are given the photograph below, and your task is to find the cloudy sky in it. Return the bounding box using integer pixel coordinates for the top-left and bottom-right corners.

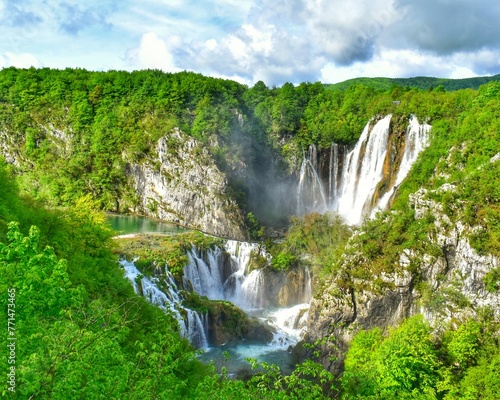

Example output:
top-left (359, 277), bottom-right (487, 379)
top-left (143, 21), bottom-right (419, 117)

top-left (1, 0), bottom-right (500, 86)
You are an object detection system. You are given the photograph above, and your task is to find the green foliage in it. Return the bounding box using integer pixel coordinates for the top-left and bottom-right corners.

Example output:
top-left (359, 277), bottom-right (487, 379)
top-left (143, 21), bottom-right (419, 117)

top-left (2, 68), bottom-right (500, 398)
top-left (326, 74), bottom-right (500, 92)
top-left (245, 212), bottom-right (264, 240)
top-left (0, 164), bottom-right (209, 398)
top-left (483, 267), bottom-right (500, 292)
top-left (342, 327), bottom-right (384, 397)
top-left (343, 314), bottom-right (500, 399)
top-left (269, 212), bottom-right (352, 274)
top-left (0, 67), bottom-right (251, 215)
top-left (444, 320), bottom-right (481, 368)
top-left (271, 251), bottom-right (297, 270)
top-left (343, 316), bottom-right (443, 399)
top-left (193, 358), bottom-right (337, 399)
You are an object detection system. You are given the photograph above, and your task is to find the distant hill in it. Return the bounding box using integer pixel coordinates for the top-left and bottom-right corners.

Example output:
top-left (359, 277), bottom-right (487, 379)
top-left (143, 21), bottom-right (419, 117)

top-left (326, 74), bottom-right (500, 91)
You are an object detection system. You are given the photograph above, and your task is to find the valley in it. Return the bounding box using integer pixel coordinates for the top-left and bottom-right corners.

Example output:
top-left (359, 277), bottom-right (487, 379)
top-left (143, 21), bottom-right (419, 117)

top-left (0, 67), bottom-right (499, 398)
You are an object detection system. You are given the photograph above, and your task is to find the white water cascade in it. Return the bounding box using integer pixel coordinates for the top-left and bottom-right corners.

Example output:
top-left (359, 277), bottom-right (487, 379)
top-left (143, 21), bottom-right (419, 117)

top-left (297, 114), bottom-right (431, 225)
top-left (336, 114), bottom-right (393, 224)
top-left (123, 239), bottom-right (312, 350)
top-left (297, 156), bottom-right (328, 216)
top-left (183, 240), bottom-right (311, 313)
top-left (121, 259), bottom-right (209, 349)
top-left (375, 115), bottom-right (431, 212)
top-left (183, 246), bottom-right (226, 300)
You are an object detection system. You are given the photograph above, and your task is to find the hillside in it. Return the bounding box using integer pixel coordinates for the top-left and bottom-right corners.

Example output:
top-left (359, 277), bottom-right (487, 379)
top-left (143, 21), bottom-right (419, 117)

top-left (326, 73), bottom-right (500, 91)
top-left (0, 67), bottom-right (499, 398)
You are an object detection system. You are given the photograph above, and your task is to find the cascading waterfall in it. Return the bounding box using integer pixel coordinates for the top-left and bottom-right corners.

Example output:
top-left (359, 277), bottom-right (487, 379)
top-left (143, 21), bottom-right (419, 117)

top-left (239, 269), bottom-right (267, 310)
top-left (375, 115), bottom-right (431, 212)
top-left (183, 246), bottom-right (226, 300)
top-left (267, 304), bottom-right (310, 348)
top-left (297, 115), bottom-right (431, 225)
top-left (123, 238), bottom-right (312, 350)
top-left (182, 240), bottom-right (313, 346)
top-left (297, 145), bottom-right (328, 216)
top-left (121, 259), bottom-right (208, 348)
top-left (186, 310), bottom-right (209, 349)
top-left (183, 240), bottom-right (310, 312)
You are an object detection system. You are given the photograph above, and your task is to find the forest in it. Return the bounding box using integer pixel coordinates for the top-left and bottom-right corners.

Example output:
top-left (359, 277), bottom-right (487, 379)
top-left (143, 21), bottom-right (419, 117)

top-left (0, 67), bottom-right (499, 398)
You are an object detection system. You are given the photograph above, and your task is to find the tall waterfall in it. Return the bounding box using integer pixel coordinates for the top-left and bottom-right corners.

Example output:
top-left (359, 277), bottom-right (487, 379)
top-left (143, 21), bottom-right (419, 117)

top-left (297, 157), bottom-right (328, 216)
top-left (336, 114), bottom-right (392, 224)
top-left (297, 115), bottom-right (431, 225)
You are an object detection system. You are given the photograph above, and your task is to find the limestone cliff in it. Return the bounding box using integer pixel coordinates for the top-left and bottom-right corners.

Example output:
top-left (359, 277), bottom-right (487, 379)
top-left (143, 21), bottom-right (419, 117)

top-left (125, 128), bottom-right (246, 239)
top-left (304, 179), bottom-right (500, 374)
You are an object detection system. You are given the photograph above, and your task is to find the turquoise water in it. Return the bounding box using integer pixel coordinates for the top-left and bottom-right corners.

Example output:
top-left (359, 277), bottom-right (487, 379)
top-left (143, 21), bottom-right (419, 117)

top-left (107, 214), bottom-right (189, 235)
top-left (198, 342), bottom-right (295, 377)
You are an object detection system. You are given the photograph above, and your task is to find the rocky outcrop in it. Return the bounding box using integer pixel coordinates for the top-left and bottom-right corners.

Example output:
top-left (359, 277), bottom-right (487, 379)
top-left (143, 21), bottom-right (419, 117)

top-left (267, 267), bottom-right (312, 307)
top-left (126, 128), bottom-right (246, 240)
top-left (304, 183), bottom-right (500, 374)
top-left (410, 186), bottom-right (500, 323)
top-left (206, 301), bottom-right (274, 345)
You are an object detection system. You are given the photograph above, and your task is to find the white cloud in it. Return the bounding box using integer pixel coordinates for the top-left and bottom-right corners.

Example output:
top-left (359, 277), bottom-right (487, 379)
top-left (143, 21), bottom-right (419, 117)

top-left (321, 48), bottom-right (500, 83)
top-left (241, 24), bottom-right (274, 56)
top-left (126, 32), bottom-right (180, 72)
top-left (1, 0), bottom-right (499, 84)
top-left (0, 52), bottom-right (43, 68)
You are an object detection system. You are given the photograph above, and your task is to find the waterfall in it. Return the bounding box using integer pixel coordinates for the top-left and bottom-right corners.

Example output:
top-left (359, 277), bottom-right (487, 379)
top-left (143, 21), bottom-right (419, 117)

top-left (183, 247), bottom-right (226, 300)
top-left (182, 240), bottom-right (274, 311)
top-left (225, 240), bottom-right (257, 274)
top-left (239, 269), bottom-right (266, 310)
top-left (181, 239), bottom-right (314, 349)
top-left (267, 303), bottom-right (310, 348)
top-left (121, 259), bottom-right (208, 349)
top-left (376, 115), bottom-right (431, 212)
top-left (336, 115), bottom-right (392, 225)
top-left (124, 238), bottom-right (313, 351)
top-left (297, 145), bottom-right (328, 216)
top-left (186, 309), bottom-right (209, 349)
top-left (297, 115), bottom-right (430, 225)
top-left (328, 143), bottom-right (337, 204)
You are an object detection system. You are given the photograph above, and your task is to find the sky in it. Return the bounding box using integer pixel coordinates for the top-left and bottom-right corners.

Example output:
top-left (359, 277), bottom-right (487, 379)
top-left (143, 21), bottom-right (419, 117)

top-left (1, 0), bottom-right (500, 86)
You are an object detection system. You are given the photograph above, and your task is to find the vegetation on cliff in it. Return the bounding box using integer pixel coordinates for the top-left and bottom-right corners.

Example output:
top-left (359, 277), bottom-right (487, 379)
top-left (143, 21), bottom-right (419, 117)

top-left (1, 67), bottom-right (497, 230)
top-left (0, 159), bottom-right (336, 398)
top-left (1, 67), bottom-right (499, 397)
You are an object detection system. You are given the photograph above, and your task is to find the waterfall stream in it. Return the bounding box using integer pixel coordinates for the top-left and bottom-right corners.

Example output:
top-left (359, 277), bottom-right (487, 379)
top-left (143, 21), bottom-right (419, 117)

top-left (375, 115), bottom-right (431, 212)
top-left (297, 114), bottom-right (431, 224)
top-left (121, 238), bottom-right (312, 365)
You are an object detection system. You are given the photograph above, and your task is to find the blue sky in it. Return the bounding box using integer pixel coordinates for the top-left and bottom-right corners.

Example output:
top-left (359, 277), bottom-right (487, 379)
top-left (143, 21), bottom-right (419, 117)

top-left (1, 0), bottom-right (500, 86)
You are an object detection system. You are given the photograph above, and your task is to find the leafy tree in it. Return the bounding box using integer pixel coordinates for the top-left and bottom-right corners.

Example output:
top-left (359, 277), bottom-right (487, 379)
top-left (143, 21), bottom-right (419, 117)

top-left (342, 316), bottom-right (444, 399)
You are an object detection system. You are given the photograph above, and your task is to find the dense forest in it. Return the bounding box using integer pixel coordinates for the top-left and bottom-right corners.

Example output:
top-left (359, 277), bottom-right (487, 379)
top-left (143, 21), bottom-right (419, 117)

top-left (1, 67), bottom-right (499, 398)
top-left (326, 74), bottom-right (500, 91)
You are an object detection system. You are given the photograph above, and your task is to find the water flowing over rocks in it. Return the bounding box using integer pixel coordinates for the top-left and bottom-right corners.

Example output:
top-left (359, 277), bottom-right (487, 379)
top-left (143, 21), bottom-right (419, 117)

top-left (126, 128), bottom-right (246, 240)
top-left (121, 237), bottom-right (312, 349)
top-left (297, 115), bottom-right (431, 225)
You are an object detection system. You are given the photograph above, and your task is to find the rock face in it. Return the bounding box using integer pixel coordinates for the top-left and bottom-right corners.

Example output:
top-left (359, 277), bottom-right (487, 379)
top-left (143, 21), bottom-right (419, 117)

top-left (126, 128), bottom-right (246, 240)
top-left (206, 301), bottom-right (274, 345)
top-left (305, 184), bottom-right (500, 374)
top-left (263, 267), bottom-right (312, 308)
